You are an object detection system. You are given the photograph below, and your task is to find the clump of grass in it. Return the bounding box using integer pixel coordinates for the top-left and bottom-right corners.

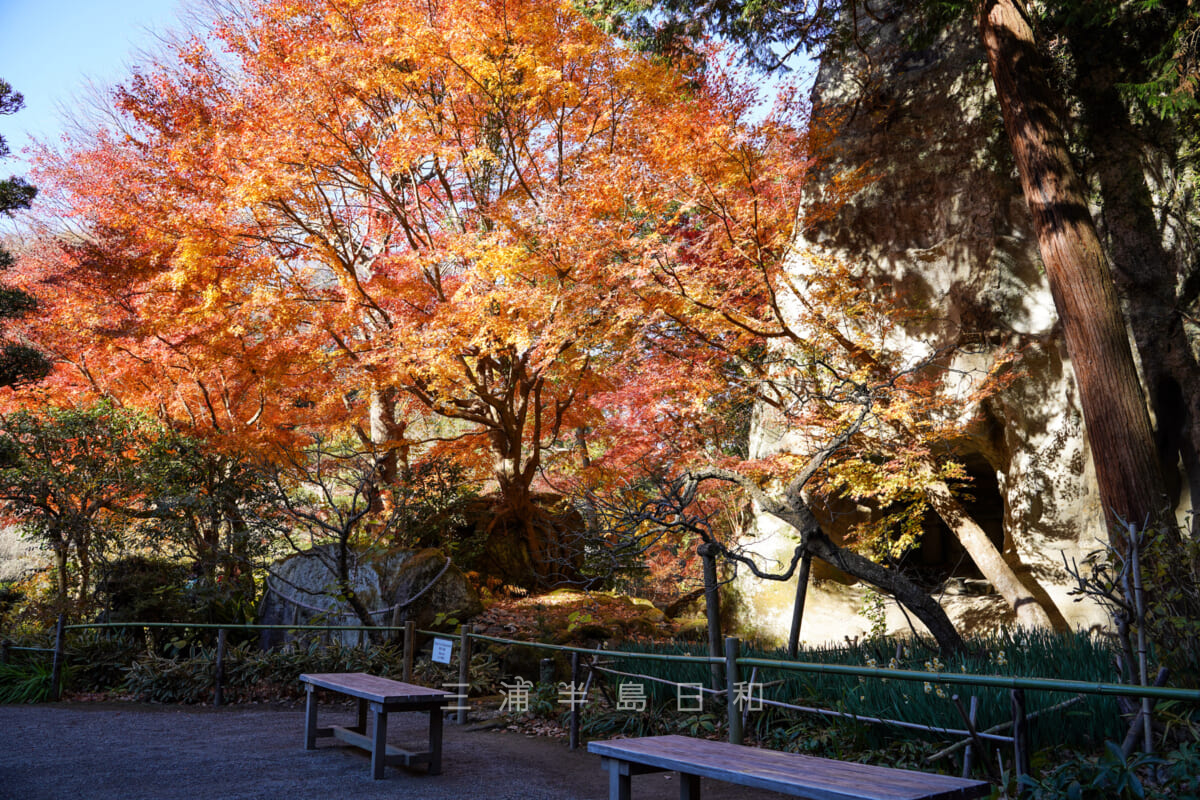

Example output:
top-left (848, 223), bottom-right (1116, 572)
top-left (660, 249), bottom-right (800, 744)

top-left (0, 661), bottom-right (56, 704)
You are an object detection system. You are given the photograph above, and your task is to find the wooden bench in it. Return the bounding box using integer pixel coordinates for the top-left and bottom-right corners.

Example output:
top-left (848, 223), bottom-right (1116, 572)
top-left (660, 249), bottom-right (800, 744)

top-left (588, 735), bottom-right (990, 800)
top-left (300, 672), bottom-right (450, 780)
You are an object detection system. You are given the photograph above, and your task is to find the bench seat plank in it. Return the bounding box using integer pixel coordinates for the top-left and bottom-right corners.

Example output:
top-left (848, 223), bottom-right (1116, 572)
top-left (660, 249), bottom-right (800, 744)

top-left (588, 735), bottom-right (989, 800)
top-left (300, 672), bottom-right (449, 705)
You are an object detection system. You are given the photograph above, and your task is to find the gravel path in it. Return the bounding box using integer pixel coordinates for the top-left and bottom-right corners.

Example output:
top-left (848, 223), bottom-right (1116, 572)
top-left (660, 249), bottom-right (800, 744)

top-left (0, 702), bottom-right (784, 800)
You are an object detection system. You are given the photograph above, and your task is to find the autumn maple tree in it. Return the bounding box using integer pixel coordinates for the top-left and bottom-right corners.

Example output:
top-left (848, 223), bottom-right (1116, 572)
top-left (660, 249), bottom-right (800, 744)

top-left (10, 0), bottom-right (785, 588)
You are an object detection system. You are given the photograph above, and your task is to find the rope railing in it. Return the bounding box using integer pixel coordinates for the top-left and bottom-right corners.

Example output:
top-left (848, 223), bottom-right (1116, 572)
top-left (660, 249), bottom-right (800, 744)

top-left (8, 617), bottom-right (1197, 781)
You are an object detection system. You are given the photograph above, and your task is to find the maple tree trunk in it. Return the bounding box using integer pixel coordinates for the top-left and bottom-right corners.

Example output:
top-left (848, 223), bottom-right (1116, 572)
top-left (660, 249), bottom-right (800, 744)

top-left (979, 0), bottom-right (1169, 537)
top-left (76, 536), bottom-right (91, 611)
top-left (766, 501), bottom-right (965, 655)
top-left (52, 538), bottom-right (70, 614)
top-left (925, 481), bottom-right (1053, 629)
top-left (368, 386), bottom-right (408, 512)
top-left (493, 474), bottom-right (578, 588)
top-left (803, 526), bottom-right (966, 656)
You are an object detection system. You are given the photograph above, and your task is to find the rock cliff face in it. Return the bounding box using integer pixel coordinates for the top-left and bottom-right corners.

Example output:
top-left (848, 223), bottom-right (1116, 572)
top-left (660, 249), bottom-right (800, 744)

top-left (738, 15), bottom-right (1122, 643)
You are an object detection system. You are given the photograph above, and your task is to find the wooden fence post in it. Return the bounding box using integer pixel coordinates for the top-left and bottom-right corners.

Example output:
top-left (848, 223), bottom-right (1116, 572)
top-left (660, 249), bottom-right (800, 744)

top-left (49, 614), bottom-right (66, 702)
top-left (725, 636), bottom-right (742, 745)
top-left (456, 624), bottom-right (472, 725)
top-left (213, 628), bottom-right (227, 707)
top-left (402, 620), bottom-right (415, 683)
top-left (1011, 688), bottom-right (1029, 780)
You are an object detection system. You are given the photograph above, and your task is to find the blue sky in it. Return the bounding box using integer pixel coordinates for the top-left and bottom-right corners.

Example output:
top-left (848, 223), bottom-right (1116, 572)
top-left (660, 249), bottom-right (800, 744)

top-left (1, 0), bottom-right (188, 170)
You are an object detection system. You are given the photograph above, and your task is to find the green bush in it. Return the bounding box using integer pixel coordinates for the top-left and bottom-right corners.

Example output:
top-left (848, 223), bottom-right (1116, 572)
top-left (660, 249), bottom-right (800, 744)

top-left (66, 629), bottom-right (144, 693)
top-left (1019, 741), bottom-right (1200, 799)
top-left (119, 640), bottom-right (410, 704)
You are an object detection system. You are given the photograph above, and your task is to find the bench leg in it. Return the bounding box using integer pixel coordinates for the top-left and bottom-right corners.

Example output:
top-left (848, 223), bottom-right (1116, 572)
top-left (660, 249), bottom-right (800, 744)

top-left (679, 773), bottom-right (700, 800)
top-left (428, 706), bottom-right (444, 775)
top-left (354, 698), bottom-right (368, 734)
top-left (605, 760), bottom-right (632, 800)
top-left (304, 685), bottom-right (318, 750)
top-left (370, 702), bottom-right (387, 780)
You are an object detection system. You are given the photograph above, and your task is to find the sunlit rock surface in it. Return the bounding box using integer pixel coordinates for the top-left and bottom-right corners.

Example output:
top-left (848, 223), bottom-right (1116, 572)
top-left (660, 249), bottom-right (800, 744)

top-left (737, 14), bottom-right (1113, 643)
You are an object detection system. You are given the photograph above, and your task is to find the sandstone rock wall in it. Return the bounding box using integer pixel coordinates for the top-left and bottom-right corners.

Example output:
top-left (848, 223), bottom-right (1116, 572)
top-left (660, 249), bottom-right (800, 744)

top-left (737, 14), bottom-right (1114, 643)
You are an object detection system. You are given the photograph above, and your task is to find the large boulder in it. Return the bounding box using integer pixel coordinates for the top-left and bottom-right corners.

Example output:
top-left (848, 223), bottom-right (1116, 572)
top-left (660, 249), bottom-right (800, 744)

top-left (0, 525), bottom-right (42, 584)
top-left (257, 546), bottom-right (482, 649)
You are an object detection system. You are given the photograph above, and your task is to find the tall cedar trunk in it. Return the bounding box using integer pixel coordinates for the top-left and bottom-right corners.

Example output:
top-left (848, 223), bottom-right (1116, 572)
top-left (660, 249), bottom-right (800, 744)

top-left (1071, 53), bottom-right (1200, 528)
top-left (979, 0), bottom-right (1169, 537)
top-left (925, 481), bottom-right (1053, 628)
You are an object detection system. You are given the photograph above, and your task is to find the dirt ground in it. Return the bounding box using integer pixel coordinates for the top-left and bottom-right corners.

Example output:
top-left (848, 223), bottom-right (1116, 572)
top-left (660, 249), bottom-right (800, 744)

top-left (0, 701), bottom-right (790, 800)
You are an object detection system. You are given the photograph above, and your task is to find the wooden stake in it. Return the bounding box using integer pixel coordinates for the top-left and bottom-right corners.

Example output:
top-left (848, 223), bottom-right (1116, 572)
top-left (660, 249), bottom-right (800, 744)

top-left (456, 625), bottom-right (472, 724)
top-left (402, 620), bottom-right (415, 683)
top-left (49, 614), bottom-right (65, 702)
top-left (213, 628), bottom-right (227, 707)
top-left (1011, 689), bottom-right (1029, 780)
top-left (725, 637), bottom-right (742, 745)
top-left (569, 652), bottom-right (581, 751)
top-left (787, 548), bottom-right (812, 659)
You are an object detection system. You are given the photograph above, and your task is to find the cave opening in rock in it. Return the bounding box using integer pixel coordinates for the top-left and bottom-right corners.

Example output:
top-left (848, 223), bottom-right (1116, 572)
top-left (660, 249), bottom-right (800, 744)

top-left (903, 454), bottom-right (1006, 593)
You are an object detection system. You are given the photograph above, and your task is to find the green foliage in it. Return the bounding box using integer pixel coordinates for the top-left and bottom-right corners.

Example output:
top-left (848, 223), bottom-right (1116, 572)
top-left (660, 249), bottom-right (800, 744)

top-left (121, 639), bottom-right (407, 704)
top-left (609, 629), bottom-right (1122, 751)
top-left (0, 660), bottom-right (56, 704)
top-left (0, 78), bottom-right (46, 389)
top-left (97, 557), bottom-right (195, 624)
top-left (1019, 741), bottom-right (1200, 800)
top-left (66, 629), bottom-right (144, 693)
top-left (1140, 533), bottom-right (1200, 688)
top-left (391, 458), bottom-right (480, 561)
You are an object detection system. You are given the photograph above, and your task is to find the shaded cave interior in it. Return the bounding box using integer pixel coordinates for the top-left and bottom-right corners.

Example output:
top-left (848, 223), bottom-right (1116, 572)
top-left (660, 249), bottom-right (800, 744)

top-left (814, 453), bottom-right (1008, 595)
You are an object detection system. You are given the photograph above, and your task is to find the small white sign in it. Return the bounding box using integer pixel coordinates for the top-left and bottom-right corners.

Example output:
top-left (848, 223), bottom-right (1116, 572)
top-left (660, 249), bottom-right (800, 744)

top-left (431, 638), bottom-right (454, 665)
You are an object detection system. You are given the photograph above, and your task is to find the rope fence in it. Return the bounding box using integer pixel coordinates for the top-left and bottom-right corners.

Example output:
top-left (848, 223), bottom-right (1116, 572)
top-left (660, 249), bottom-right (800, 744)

top-left (5, 616), bottom-right (1198, 783)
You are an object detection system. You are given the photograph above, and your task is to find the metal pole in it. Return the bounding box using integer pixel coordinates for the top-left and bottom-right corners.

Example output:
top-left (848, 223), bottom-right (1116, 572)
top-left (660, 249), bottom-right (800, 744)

top-left (456, 625), bottom-right (472, 725)
top-left (725, 636), bottom-right (742, 745)
top-left (962, 695), bottom-right (979, 779)
top-left (213, 629), bottom-right (227, 707)
top-left (402, 620), bottom-right (415, 683)
top-left (569, 652), bottom-right (581, 751)
top-left (49, 614), bottom-right (66, 702)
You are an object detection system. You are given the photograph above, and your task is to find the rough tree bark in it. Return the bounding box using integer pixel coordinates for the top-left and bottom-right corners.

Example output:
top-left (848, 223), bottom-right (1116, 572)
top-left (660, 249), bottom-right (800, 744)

top-left (1068, 41), bottom-right (1200, 529)
top-left (979, 0), bottom-right (1170, 537)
